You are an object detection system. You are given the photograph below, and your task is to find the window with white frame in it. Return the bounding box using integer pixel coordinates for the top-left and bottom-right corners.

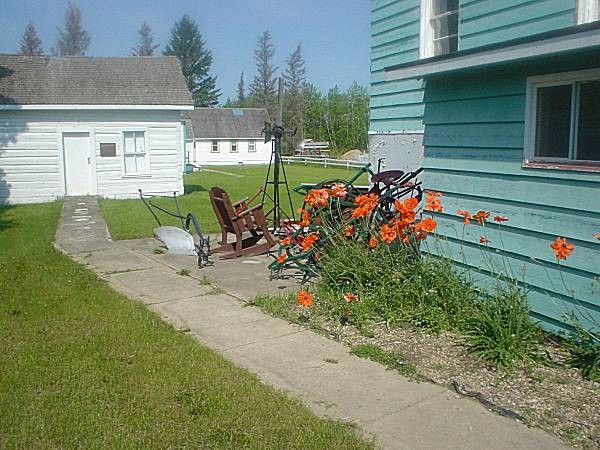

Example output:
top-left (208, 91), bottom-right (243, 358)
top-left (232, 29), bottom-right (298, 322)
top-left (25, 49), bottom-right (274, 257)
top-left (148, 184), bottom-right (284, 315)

top-left (123, 131), bottom-right (147, 174)
top-left (577, 0), bottom-right (600, 24)
top-left (211, 140), bottom-right (219, 153)
top-left (525, 70), bottom-right (600, 167)
top-left (420, 0), bottom-right (459, 59)
top-left (230, 140), bottom-right (238, 153)
top-left (248, 140), bottom-right (256, 152)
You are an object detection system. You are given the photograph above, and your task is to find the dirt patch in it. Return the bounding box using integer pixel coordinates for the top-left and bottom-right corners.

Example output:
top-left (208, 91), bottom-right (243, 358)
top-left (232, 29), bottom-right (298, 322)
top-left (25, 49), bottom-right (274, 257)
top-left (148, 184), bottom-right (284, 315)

top-left (309, 318), bottom-right (600, 449)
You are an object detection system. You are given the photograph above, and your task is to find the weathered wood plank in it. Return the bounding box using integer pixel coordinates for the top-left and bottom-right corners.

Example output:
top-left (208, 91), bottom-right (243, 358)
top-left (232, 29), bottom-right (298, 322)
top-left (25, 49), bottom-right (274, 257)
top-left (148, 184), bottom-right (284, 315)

top-left (424, 123), bottom-right (524, 148)
top-left (424, 94), bottom-right (525, 125)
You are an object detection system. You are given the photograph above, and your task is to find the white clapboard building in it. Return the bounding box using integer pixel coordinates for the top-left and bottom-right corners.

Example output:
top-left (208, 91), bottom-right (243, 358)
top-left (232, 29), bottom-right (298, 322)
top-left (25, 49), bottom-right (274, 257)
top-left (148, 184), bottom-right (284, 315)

top-left (0, 54), bottom-right (193, 204)
top-left (185, 108), bottom-right (272, 166)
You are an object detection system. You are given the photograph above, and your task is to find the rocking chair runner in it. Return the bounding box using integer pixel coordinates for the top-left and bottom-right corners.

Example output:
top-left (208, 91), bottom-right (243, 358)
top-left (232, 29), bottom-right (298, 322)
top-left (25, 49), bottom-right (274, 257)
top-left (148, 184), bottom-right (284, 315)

top-left (209, 186), bottom-right (278, 259)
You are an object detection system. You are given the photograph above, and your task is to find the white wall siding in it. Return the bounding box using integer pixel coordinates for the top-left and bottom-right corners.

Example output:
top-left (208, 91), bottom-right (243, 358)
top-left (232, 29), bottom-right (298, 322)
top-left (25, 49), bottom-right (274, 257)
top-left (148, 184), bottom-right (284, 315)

top-left (0, 110), bottom-right (184, 204)
top-left (186, 139), bottom-right (272, 166)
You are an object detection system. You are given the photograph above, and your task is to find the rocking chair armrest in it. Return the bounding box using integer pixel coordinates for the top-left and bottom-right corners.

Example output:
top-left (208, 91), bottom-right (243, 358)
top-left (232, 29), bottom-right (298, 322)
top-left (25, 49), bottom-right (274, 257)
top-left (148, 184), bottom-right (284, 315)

top-left (233, 197), bottom-right (249, 207)
top-left (232, 204), bottom-right (264, 220)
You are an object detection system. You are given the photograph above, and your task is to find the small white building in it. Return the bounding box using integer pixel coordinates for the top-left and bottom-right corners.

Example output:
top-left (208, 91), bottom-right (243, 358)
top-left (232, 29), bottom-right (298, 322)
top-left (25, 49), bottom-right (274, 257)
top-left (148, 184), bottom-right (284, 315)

top-left (0, 55), bottom-right (193, 204)
top-left (185, 108), bottom-right (272, 166)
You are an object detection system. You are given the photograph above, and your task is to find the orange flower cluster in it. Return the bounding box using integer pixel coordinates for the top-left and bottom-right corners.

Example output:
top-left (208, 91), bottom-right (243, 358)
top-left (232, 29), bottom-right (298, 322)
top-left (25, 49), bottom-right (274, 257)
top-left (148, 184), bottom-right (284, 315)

top-left (425, 191), bottom-right (443, 213)
top-left (300, 234), bottom-right (319, 251)
top-left (344, 293), bottom-right (359, 303)
top-left (352, 193), bottom-right (379, 218)
top-left (394, 197), bottom-right (418, 224)
top-left (550, 237), bottom-right (574, 260)
top-left (277, 253), bottom-right (287, 263)
top-left (473, 210), bottom-right (490, 224)
top-left (494, 215), bottom-right (509, 222)
top-left (414, 217), bottom-right (437, 240)
top-left (343, 224), bottom-right (355, 237)
top-left (297, 290), bottom-right (313, 307)
top-left (304, 189), bottom-right (330, 208)
top-left (280, 236), bottom-right (292, 246)
top-left (328, 184), bottom-right (348, 199)
top-left (457, 209), bottom-right (472, 224)
top-left (379, 223), bottom-right (397, 243)
top-left (297, 208), bottom-right (311, 227)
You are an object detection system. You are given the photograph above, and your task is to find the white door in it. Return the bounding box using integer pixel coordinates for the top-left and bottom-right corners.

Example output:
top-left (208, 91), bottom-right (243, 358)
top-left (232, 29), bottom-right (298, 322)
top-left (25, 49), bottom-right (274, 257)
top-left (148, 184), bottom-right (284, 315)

top-left (63, 132), bottom-right (93, 196)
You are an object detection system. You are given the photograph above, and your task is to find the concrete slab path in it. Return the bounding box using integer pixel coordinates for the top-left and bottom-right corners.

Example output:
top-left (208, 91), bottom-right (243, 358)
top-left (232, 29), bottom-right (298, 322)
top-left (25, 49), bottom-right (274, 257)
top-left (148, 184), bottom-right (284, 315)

top-left (54, 197), bottom-right (569, 450)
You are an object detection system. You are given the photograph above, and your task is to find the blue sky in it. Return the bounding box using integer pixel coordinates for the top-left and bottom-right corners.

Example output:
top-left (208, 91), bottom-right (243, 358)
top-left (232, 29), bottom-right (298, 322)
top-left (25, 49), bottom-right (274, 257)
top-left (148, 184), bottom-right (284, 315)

top-left (0, 0), bottom-right (371, 102)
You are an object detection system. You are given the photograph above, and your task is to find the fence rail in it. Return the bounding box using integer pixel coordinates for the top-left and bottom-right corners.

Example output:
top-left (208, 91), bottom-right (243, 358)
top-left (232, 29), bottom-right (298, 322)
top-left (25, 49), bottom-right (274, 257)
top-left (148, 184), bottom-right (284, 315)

top-left (281, 156), bottom-right (366, 169)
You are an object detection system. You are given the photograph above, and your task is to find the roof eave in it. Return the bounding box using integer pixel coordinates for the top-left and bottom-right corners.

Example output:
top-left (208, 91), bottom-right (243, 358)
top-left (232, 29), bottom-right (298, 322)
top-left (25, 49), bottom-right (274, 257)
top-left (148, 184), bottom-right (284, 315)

top-left (385, 22), bottom-right (600, 81)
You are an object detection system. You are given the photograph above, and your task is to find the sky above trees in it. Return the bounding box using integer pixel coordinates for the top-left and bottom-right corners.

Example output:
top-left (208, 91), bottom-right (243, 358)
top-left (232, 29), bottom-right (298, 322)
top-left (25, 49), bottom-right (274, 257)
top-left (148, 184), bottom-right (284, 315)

top-left (1, 0), bottom-right (370, 100)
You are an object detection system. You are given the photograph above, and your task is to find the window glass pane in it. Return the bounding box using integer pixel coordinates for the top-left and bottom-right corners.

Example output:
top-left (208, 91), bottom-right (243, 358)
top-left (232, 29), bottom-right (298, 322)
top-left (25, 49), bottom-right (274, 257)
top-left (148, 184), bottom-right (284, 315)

top-left (135, 132), bottom-right (145, 154)
top-left (535, 85), bottom-right (572, 158)
top-left (576, 79), bottom-right (600, 161)
top-left (135, 154), bottom-right (147, 173)
top-left (124, 154), bottom-right (136, 173)
top-left (124, 132), bottom-right (135, 154)
top-left (248, 140), bottom-right (256, 152)
top-left (433, 0), bottom-right (458, 15)
top-left (212, 140), bottom-right (218, 152)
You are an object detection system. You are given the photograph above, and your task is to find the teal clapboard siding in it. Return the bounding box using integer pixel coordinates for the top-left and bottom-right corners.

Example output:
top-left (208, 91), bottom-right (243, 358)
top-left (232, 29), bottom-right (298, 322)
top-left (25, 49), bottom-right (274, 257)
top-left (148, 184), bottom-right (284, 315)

top-left (370, 0), bottom-right (424, 133)
top-left (459, 0), bottom-right (577, 50)
top-left (422, 61), bottom-right (600, 332)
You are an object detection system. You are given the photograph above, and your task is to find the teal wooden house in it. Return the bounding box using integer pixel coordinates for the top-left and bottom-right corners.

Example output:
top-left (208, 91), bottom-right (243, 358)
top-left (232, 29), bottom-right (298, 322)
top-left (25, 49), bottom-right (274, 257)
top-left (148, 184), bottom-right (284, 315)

top-left (369, 0), bottom-right (600, 331)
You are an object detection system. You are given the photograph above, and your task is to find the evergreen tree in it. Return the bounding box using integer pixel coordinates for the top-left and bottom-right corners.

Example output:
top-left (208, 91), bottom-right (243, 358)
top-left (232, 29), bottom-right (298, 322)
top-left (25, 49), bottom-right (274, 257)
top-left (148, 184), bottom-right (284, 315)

top-left (19, 22), bottom-right (43, 55)
top-left (283, 43), bottom-right (306, 147)
top-left (236, 71), bottom-right (245, 107)
top-left (249, 31), bottom-right (277, 118)
top-left (132, 22), bottom-right (159, 56)
top-left (53, 2), bottom-right (91, 56)
top-left (164, 15), bottom-right (220, 107)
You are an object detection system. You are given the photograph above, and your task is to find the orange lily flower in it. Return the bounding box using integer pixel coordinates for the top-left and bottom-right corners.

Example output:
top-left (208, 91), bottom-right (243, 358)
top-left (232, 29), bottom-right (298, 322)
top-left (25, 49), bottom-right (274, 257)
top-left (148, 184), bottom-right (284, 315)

top-left (550, 237), bottom-right (574, 260)
top-left (297, 208), bottom-right (311, 227)
top-left (457, 209), bottom-right (472, 224)
top-left (343, 224), bottom-right (355, 237)
top-left (379, 223), bottom-right (397, 244)
top-left (304, 188), bottom-right (329, 208)
top-left (277, 253), bottom-right (287, 263)
top-left (297, 290), bottom-right (313, 307)
top-left (368, 236), bottom-right (378, 249)
top-left (473, 210), bottom-right (490, 224)
top-left (425, 191), bottom-right (443, 213)
top-left (300, 234), bottom-right (319, 252)
top-left (479, 235), bottom-right (491, 244)
top-left (594, 232), bottom-right (600, 240)
top-left (344, 293), bottom-right (359, 303)
top-left (280, 236), bottom-right (292, 246)
top-left (415, 217), bottom-right (437, 233)
top-left (493, 215), bottom-right (509, 222)
top-left (328, 184), bottom-right (348, 199)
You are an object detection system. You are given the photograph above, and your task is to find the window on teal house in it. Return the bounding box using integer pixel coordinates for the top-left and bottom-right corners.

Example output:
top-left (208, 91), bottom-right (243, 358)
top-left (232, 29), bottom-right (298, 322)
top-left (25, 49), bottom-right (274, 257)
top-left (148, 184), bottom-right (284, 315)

top-left (420, 0), bottom-right (459, 58)
top-left (525, 70), bottom-right (600, 169)
top-left (577, 0), bottom-right (600, 24)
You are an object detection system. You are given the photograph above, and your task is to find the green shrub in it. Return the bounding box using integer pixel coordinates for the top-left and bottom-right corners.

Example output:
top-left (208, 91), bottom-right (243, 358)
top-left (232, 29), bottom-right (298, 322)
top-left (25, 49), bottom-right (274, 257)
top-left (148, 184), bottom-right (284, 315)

top-left (315, 238), bottom-right (478, 333)
top-left (566, 317), bottom-right (600, 382)
top-left (465, 286), bottom-right (542, 368)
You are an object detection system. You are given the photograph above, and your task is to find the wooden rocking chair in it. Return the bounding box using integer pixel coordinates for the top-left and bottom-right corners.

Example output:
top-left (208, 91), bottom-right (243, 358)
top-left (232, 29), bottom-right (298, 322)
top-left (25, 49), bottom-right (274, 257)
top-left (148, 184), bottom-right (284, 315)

top-left (209, 186), bottom-right (278, 259)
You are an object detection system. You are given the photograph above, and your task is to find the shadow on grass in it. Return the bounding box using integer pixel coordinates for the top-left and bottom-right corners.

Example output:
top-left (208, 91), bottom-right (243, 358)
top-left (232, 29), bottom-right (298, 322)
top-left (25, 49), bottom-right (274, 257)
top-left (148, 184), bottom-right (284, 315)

top-left (184, 184), bottom-right (207, 195)
top-left (0, 204), bottom-right (15, 232)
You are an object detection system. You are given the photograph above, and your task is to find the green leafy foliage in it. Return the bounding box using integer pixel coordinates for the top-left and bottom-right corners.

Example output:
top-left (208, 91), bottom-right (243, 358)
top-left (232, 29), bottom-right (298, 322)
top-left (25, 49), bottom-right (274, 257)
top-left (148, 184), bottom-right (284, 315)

top-left (566, 318), bottom-right (600, 381)
top-left (465, 287), bottom-right (542, 368)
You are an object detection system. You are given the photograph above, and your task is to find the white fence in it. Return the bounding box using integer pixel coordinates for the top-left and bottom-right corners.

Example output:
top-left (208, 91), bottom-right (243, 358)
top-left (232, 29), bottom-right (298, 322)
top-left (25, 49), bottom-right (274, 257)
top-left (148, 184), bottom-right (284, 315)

top-left (281, 156), bottom-right (367, 169)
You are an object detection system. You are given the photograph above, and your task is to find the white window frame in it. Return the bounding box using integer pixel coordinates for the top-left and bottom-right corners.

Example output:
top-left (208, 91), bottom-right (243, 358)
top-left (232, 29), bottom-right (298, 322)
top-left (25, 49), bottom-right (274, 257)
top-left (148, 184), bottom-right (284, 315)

top-left (577, 0), bottom-right (600, 24)
top-left (248, 140), bottom-right (256, 153)
top-left (420, 0), bottom-right (459, 59)
top-left (230, 140), bottom-right (238, 153)
top-left (524, 68), bottom-right (600, 171)
top-left (211, 140), bottom-right (219, 153)
top-left (122, 129), bottom-right (149, 176)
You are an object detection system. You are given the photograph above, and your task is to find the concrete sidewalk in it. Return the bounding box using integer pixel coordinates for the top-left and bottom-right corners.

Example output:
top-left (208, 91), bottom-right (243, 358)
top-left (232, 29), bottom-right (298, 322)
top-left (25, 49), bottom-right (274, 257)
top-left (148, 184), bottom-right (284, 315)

top-left (54, 197), bottom-right (568, 450)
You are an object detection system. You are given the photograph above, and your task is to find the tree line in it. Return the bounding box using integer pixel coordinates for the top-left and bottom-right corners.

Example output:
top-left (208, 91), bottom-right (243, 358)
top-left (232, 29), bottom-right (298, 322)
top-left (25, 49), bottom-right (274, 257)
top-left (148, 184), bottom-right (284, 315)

top-left (17, 2), bottom-right (368, 152)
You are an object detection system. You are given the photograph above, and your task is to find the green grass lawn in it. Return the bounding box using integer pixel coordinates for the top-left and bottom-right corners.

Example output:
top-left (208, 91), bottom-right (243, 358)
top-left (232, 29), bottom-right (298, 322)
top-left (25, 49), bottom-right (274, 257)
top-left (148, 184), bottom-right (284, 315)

top-left (0, 202), bottom-right (372, 449)
top-left (100, 164), bottom-right (368, 240)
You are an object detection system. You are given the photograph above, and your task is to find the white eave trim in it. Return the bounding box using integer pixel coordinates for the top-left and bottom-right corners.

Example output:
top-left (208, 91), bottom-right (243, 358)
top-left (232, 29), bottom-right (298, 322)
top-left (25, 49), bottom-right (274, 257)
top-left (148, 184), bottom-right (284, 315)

top-left (386, 28), bottom-right (600, 81)
top-left (0, 104), bottom-right (195, 110)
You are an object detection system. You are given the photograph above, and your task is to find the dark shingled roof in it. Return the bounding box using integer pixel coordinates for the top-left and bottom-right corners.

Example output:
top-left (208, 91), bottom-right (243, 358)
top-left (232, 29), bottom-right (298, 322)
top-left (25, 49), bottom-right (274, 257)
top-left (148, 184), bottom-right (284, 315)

top-left (185, 108), bottom-right (270, 139)
top-left (0, 54), bottom-right (193, 106)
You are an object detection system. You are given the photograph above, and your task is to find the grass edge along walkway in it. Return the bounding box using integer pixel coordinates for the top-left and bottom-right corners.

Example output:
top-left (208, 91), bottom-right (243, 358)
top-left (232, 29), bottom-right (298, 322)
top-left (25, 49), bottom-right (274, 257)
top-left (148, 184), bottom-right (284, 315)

top-left (0, 201), bottom-right (372, 449)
